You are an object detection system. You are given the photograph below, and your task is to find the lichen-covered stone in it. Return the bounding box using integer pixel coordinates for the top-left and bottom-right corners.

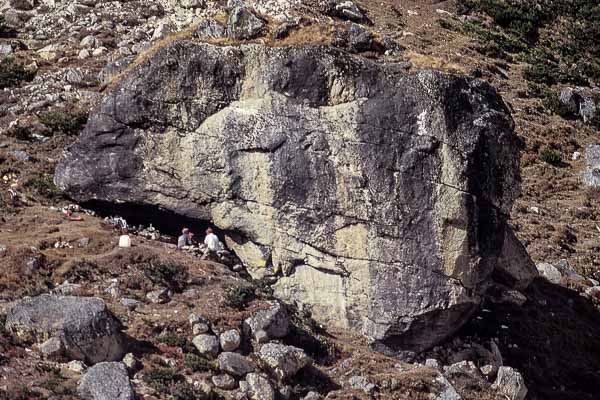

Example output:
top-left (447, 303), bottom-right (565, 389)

top-left (78, 362), bottom-right (135, 400)
top-left (56, 42), bottom-right (522, 351)
top-left (6, 294), bottom-right (126, 364)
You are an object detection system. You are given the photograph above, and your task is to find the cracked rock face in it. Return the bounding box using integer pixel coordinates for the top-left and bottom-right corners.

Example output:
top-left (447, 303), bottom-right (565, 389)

top-left (55, 42), bottom-right (521, 351)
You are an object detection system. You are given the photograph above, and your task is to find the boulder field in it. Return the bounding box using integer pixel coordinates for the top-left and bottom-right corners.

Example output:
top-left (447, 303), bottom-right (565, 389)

top-left (55, 42), bottom-right (536, 351)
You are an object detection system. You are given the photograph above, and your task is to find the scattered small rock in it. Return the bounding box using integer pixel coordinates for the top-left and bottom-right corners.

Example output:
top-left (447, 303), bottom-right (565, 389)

top-left (492, 366), bottom-right (528, 400)
top-left (258, 343), bottom-right (311, 380)
top-left (193, 334), bottom-right (220, 358)
top-left (227, 6), bottom-right (266, 40)
top-left (146, 287), bottom-right (171, 304)
top-left (218, 352), bottom-right (256, 377)
top-left (78, 362), bottom-right (135, 400)
top-left (244, 373), bottom-right (275, 400)
top-left (243, 302), bottom-right (290, 343)
top-left (348, 375), bottom-right (375, 394)
top-left (212, 374), bottom-right (237, 390)
top-left (220, 329), bottom-right (242, 352)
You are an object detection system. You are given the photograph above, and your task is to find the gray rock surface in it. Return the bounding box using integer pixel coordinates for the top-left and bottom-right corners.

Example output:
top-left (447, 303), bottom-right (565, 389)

top-left (536, 263), bottom-right (562, 284)
top-left (258, 343), bottom-right (310, 380)
top-left (218, 352), bottom-right (256, 377)
top-left (213, 374), bottom-right (237, 390)
top-left (195, 18), bottom-right (226, 39)
top-left (55, 42), bottom-right (522, 351)
top-left (433, 373), bottom-right (461, 400)
top-left (583, 145), bottom-right (600, 187)
top-left (193, 334), bottom-right (220, 358)
top-left (494, 227), bottom-right (538, 290)
top-left (78, 362), bottom-right (135, 400)
top-left (6, 294), bottom-right (126, 364)
top-left (492, 366), bottom-right (527, 400)
top-left (227, 7), bottom-right (266, 40)
top-left (244, 373), bottom-right (275, 400)
top-left (220, 329), bottom-right (242, 352)
top-left (244, 302), bottom-right (290, 343)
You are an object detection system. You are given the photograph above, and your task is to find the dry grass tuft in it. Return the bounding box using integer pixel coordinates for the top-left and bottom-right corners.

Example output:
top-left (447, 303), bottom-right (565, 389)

top-left (406, 51), bottom-right (467, 74)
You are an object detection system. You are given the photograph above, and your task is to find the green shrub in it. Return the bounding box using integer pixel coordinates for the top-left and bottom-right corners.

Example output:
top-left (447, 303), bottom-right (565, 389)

top-left (142, 259), bottom-right (188, 291)
top-left (143, 367), bottom-right (182, 393)
top-left (539, 147), bottom-right (562, 166)
top-left (24, 174), bottom-right (61, 199)
top-left (463, 0), bottom-right (600, 86)
top-left (158, 332), bottom-right (195, 353)
top-left (183, 353), bottom-right (216, 372)
top-left (38, 109), bottom-right (88, 136)
top-left (0, 57), bottom-right (35, 89)
top-left (223, 282), bottom-right (255, 309)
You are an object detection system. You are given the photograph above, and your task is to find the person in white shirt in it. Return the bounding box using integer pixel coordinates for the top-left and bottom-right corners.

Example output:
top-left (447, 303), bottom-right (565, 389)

top-left (204, 227), bottom-right (224, 252)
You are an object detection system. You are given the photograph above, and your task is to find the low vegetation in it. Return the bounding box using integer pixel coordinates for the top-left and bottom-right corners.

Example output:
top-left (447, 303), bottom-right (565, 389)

top-left (143, 368), bottom-right (212, 400)
top-left (0, 57), bottom-right (35, 89)
top-left (142, 259), bottom-right (189, 292)
top-left (460, 0), bottom-right (600, 86)
top-left (38, 109), bottom-right (89, 136)
top-left (24, 174), bottom-right (61, 199)
top-left (538, 146), bottom-right (562, 166)
top-left (223, 282), bottom-right (256, 309)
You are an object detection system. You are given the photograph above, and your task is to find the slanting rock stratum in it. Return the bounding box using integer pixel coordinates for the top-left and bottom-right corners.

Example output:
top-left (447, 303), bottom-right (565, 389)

top-left (56, 42), bottom-right (525, 351)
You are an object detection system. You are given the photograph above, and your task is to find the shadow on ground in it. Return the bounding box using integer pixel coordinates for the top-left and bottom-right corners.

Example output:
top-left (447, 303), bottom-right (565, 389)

top-left (457, 279), bottom-right (600, 400)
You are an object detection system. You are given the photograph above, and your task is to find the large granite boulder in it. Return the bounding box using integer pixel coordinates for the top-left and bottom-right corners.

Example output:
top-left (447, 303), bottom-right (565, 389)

top-left (6, 294), bottom-right (126, 363)
top-left (55, 42), bottom-right (522, 351)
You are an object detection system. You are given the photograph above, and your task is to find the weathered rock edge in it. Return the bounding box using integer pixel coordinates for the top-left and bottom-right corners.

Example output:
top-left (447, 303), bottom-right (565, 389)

top-left (56, 42), bottom-right (524, 351)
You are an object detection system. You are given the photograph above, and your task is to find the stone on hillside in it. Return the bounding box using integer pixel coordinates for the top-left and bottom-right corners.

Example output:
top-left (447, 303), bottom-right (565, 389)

top-left (218, 352), bottom-right (256, 377)
top-left (492, 366), bottom-right (527, 400)
top-left (494, 227), bottom-right (538, 290)
top-left (180, 0), bottom-right (204, 9)
top-left (6, 294), bottom-right (126, 364)
top-left (303, 392), bottom-right (321, 400)
top-left (258, 343), bottom-right (310, 380)
top-left (213, 374), bottom-right (237, 390)
top-left (98, 56), bottom-right (135, 85)
top-left (333, 23), bottom-right (381, 54)
top-left (244, 373), bottom-right (275, 400)
top-left (152, 21), bottom-right (174, 41)
top-left (227, 7), bottom-right (266, 40)
top-left (536, 263), bottom-right (562, 284)
top-left (331, 1), bottom-right (366, 23)
top-left (433, 373), bottom-right (461, 400)
top-left (39, 336), bottom-right (65, 361)
top-left (244, 302), bottom-right (290, 343)
top-left (122, 353), bottom-right (140, 371)
top-left (121, 298), bottom-right (140, 311)
top-left (348, 375), bottom-right (376, 394)
top-left (195, 18), bottom-right (226, 39)
top-left (193, 334), bottom-right (220, 358)
top-left (80, 35), bottom-right (99, 49)
top-left (0, 45), bottom-right (13, 60)
top-left (78, 362), bottom-right (135, 400)
top-left (55, 43), bottom-right (522, 352)
top-left (220, 329), bottom-right (242, 352)
top-left (583, 145), bottom-right (600, 187)
top-left (146, 287), bottom-right (170, 303)
top-left (559, 88), bottom-right (597, 122)
top-left (67, 360), bottom-right (87, 374)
